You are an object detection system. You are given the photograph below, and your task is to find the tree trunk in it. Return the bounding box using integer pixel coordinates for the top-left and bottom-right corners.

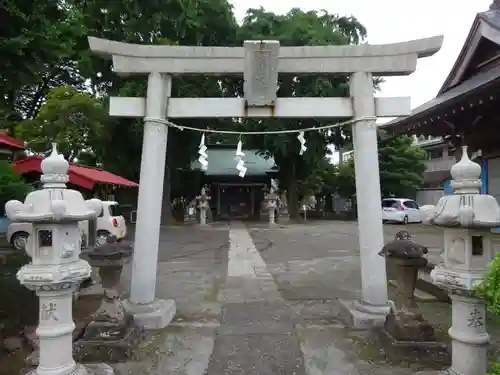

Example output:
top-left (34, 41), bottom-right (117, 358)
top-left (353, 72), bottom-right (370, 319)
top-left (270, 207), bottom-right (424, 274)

top-left (161, 164), bottom-right (176, 224)
top-left (288, 159), bottom-right (300, 219)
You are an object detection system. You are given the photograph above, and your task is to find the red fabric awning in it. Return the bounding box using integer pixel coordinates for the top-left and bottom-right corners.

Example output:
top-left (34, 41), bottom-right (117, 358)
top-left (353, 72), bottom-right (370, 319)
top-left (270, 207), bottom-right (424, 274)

top-left (13, 156), bottom-right (139, 190)
top-left (0, 132), bottom-right (25, 149)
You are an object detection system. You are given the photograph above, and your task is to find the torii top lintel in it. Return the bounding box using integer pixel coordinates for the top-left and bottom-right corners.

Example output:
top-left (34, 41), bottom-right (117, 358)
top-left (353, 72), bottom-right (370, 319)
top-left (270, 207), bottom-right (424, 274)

top-left (88, 36), bottom-right (443, 77)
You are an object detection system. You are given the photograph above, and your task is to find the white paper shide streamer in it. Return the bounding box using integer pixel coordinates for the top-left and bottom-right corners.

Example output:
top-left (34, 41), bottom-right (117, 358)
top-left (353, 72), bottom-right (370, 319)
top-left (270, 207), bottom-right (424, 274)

top-left (235, 139), bottom-right (247, 178)
top-left (198, 133), bottom-right (208, 171)
top-left (297, 131), bottom-right (307, 155)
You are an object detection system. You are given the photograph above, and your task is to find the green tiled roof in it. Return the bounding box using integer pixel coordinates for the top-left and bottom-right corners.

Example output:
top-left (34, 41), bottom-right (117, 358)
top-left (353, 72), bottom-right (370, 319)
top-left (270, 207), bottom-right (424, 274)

top-left (191, 148), bottom-right (276, 176)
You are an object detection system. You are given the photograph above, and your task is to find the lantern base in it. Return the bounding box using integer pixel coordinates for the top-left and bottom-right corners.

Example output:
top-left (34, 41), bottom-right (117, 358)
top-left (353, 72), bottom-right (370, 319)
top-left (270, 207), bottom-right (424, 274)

top-left (24, 363), bottom-right (115, 375)
top-left (74, 316), bottom-right (145, 363)
top-left (379, 310), bottom-right (449, 364)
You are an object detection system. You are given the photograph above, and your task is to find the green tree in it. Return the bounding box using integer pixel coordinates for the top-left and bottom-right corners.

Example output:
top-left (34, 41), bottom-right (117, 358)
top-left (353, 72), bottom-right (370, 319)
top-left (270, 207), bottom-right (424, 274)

top-left (336, 159), bottom-right (356, 199)
top-left (69, 0), bottom-right (240, 221)
top-left (378, 135), bottom-right (427, 198)
top-left (0, 162), bottom-right (32, 214)
top-left (0, 2), bottom-right (87, 125)
top-left (15, 86), bottom-right (107, 162)
top-left (237, 8), bottom-right (368, 218)
top-left (298, 157), bottom-right (338, 197)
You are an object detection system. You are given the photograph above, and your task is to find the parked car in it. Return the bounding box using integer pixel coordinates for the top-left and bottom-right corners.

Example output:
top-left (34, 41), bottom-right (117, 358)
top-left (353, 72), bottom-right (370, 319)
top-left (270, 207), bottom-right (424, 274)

top-left (381, 198), bottom-right (421, 225)
top-left (7, 201), bottom-right (127, 251)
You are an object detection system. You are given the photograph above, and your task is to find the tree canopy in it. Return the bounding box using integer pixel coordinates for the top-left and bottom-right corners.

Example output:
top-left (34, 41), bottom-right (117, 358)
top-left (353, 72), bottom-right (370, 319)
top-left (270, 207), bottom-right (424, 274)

top-left (378, 135), bottom-right (427, 198)
top-left (15, 86), bottom-right (107, 162)
top-left (305, 135), bottom-right (427, 203)
top-left (237, 8), bottom-right (368, 218)
top-left (0, 2), bottom-right (87, 126)
top-left (2, 0), bottom-right (403, 219)
top-left (69, 0), bottom-right (240, 216)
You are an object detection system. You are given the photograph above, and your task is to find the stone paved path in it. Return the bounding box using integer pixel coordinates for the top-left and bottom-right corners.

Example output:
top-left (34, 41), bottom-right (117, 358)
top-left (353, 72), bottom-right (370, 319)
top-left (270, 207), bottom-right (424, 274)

top-left (110, 221), bottom-right (464, 375)
top-left (206, 222), bottom-right (305, 375)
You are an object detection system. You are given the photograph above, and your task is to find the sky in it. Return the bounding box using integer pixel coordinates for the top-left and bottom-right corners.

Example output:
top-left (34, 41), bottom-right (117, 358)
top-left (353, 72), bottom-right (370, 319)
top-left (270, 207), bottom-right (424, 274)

top-left (229, 0), bottom-right (492, 162)
top-left (230, 0), bottom-right (492, 108)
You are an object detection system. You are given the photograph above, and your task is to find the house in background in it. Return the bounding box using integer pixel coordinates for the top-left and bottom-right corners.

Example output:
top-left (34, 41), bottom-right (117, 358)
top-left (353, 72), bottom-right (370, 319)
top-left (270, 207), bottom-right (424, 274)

top-left (413, 135), bottom-right (455, 205)
top-left (190, 144), bottom-right (277, 220)
top-left (413, 135), bottom-right (486, 204)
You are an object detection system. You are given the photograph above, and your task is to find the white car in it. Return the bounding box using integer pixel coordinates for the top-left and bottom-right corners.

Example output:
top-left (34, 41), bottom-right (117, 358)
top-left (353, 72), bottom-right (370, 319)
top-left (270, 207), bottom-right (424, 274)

top-left (381, 198), bottom-right (421, 225)
top-left (7, 201), bottom-right (127, 251)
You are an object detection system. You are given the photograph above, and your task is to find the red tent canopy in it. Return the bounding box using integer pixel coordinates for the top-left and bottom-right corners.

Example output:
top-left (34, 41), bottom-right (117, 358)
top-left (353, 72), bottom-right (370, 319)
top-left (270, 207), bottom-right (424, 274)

top-left (13, 156), bottom-right (139, 190)
top-left (0, 132), bottom-right (25, 149)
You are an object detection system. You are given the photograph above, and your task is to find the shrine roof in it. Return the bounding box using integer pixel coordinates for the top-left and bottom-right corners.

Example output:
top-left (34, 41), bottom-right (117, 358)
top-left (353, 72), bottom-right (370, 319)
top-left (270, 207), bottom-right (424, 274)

top-left (13, 156), bottom-right (138, 190)
top-left (190, 147), bottom-right (276, 176)
top-left (0, 132), bottom-right (25, 149)
top-left (380, 65), bottom-right (500, 134)
top-left (381, 3), bottom-right (500, 136)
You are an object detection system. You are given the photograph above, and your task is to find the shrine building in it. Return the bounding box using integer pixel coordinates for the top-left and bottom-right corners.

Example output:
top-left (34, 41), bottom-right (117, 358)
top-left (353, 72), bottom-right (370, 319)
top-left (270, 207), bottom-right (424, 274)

top-left (190, 144), bottom-right (277, 220)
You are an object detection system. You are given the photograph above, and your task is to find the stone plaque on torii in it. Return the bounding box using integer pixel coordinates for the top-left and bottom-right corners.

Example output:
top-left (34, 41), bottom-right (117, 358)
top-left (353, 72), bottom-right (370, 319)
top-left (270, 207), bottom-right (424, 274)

top-left (88, 35), bottom-right (443, 330)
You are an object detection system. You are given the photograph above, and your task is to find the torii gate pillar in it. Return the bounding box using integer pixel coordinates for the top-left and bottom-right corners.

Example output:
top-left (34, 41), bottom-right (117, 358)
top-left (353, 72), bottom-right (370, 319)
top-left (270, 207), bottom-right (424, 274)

top-left (120, 73), bottom-right (176, 329)
top-left (88, 36), bottom-right (443, 330)
top-left (337, 72), bottom-right (391, 328)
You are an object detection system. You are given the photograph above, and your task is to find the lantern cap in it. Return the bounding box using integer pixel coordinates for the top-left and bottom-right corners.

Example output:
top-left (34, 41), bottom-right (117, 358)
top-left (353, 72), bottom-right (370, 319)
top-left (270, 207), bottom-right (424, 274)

top-left (40, 143), bottom-right (69, 188)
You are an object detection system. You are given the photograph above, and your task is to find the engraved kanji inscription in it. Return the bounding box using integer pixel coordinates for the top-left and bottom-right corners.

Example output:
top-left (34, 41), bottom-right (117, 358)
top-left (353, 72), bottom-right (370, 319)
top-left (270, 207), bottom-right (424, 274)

top-left (468, 308), bottom-right (484, 328)
top-left (40, 302), bottom-right (58, 321)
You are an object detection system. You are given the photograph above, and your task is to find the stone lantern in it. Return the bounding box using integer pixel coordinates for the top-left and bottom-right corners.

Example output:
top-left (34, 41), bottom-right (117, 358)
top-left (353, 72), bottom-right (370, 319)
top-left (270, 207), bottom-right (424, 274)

top-left (197, 186), bottom-right (211, 225)
top-left (75, 235), bottom-right (144, 362)
top-left (378, 231), bottom-right (447, 362)
top-left (424, 146), bottom-right (500, 375)
top-left (279, 189), bottom-right (290, 221)
top-left (5, 144), bottom-right (114, 375)
top-left (264, 181), bottom-right (279, 225)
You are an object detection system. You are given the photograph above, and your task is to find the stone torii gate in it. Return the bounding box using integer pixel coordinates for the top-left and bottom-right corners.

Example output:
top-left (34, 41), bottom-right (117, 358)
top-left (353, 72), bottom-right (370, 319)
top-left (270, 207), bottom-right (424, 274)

top-left (89, 36), bottom-right (443, 330)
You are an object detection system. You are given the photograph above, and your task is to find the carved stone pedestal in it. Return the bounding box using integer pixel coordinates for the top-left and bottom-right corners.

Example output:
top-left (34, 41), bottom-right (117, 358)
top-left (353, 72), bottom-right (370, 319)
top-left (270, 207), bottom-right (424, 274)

top-left (75, 239), bottom-right (145, 363)
top-left (381, 308), bottom-right (449, 364)
top-left (384, 308), bottom-right (436, 342)
top-left (279, 209), bottom-right (290, 223)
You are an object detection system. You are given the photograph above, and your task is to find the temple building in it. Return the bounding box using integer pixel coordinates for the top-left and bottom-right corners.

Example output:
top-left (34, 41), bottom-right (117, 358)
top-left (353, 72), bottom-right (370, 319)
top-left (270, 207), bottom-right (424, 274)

top-left (190, 145), bottom-right (277, 220)
top-left (380, 0), bottom-right (500, 205)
